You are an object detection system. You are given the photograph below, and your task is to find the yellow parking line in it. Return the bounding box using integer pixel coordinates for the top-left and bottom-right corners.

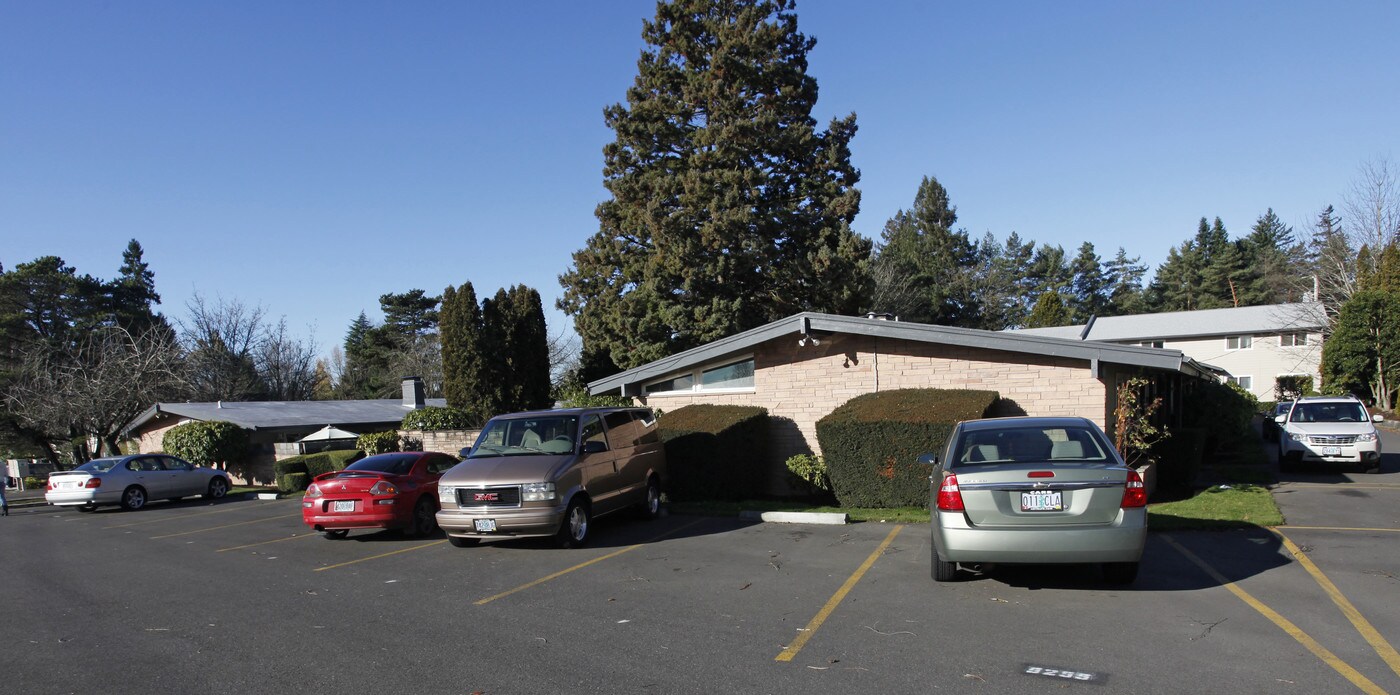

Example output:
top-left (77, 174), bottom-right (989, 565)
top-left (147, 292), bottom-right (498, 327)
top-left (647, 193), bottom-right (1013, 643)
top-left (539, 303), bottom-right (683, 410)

top-left (314, 540), bottom-right (450, 571)
top-left (105, 502), bottom-right (271, 529)
top-left (1162, 535), bottom-right (1384, 694)
top-left (149, 513), bottom-right (300, 539)
top-left (474, 518), bottom-right (708, 606)
top-left (218, 533), bottom-right (318, 552)
top-left (1271, 528), bottom-right (1400, 679)
top-left (1281, 526), bottom-right (1400, 533)
top-left (775, 525), bottom-right (903, 663)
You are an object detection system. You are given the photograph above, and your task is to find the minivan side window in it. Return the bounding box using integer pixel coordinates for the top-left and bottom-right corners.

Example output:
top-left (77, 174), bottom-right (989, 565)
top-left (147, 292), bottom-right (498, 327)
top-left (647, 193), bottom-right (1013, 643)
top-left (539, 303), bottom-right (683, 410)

top-left (581, 415), bottom-right (606, 450)
top-left (603, 411), bottom-right (636, 448)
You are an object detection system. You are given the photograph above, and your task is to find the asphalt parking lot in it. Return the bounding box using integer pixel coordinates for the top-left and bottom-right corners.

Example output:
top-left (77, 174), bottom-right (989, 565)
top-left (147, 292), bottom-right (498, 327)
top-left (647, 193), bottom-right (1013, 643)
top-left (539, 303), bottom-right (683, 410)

top-left (3, 439), bottom-right (1398, 695)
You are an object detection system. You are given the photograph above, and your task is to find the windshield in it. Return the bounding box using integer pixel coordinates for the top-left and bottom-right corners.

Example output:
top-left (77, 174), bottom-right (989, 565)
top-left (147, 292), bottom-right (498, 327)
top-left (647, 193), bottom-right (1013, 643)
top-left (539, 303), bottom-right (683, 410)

top-left (1288, 402), bottom-right (1368, 423)
top-left (470, 415), bottom-right (578, 457)
top-left (344, 454), bottom-right (418, 475)
top-left (950, 425), bottom-right (1113, 467)
top-left (75, 459), bottom-right (120, 473)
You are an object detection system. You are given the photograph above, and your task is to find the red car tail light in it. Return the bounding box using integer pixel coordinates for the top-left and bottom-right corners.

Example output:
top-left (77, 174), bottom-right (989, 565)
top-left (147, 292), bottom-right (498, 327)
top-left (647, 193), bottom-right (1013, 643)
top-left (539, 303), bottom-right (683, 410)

top-left (936, 474), bottom-right (965, 512)
top-left (1028, 471), bottom-right (1055, 478)
top-left (84, 478), bottom-right (102, 489)
top-left (48, 479), bottom-right (57, 490)
top-left (1121, 470), bottom-right (1147, 508)
top-left (369, 481), bottom-right (398, 496)
top-left (305, 484), bottom-right (322, 499)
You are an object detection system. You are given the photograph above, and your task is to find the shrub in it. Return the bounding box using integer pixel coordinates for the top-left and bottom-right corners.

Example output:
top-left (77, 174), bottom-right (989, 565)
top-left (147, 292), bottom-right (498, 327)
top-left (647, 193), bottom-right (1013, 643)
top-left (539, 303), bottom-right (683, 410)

top-left (274, 457), bottom-right (310, 493)
top-left (1154, 427), bottom-right (1208, 491)
top-left (162, 420), bottom-right (249, 467)
top-left (279, 472), bottom-right (308, 493)
top-left (785, 454), bottom-right (830, 492)
top-left (1113, 377), bottom-right (1168, 467)
top-left (1185, 379), bottom-right (1259, 456)
top-left (657, 405), bottom-right (768, 501)
top-left (23, 476), bottom-right (43, 490)
top-left (357, 431), bottom-right (401, 454)
top-left (816, 389), bottom-right (999, 508)
top-left (401, 406), bottom-right (477, 431)
top-left (276, 450), bottom-right (363, 491)
top-left (555, 384), bottom-right (632, 409)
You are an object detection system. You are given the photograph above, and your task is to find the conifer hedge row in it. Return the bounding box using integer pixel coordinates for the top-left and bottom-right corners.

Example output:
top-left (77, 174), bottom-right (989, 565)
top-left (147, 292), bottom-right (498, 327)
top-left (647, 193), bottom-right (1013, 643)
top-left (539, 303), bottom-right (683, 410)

top-left (657, 404), bottom-right (768, 502)
top-left (816, 389), bottom-right (1000, 508)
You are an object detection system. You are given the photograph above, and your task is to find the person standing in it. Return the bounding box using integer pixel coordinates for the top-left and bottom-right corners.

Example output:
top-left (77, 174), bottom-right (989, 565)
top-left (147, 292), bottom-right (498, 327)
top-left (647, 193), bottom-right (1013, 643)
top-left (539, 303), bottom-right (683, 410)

top-left (1, 476), bottom-right (9, 516)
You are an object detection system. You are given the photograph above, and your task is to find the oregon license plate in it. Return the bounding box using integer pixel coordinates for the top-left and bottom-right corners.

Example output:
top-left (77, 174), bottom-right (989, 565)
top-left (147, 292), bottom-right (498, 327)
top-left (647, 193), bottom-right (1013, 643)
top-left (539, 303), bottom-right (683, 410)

top-left (474, 518), bottom-right (497, 532)
top-left (333, 500), bottom-right (355, 512)
top-left (1021, 490), bottom-right (1063, 512)
top-left (1323, 446), bottom-right (1341, 456)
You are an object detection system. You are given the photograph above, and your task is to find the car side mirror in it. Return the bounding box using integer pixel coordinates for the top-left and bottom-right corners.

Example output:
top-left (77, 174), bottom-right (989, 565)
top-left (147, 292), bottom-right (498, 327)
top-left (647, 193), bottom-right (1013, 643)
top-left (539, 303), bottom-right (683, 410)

top-left (917, 453), bottom-right (938, 466)
top-left (458, 447), bottom-right (472, 458)
top-left (1274, 414), bottom-right (1287, 424)
top-left (582, 440), bottom-right (608, 454)
top-left (1374, 414), bottom-right (1386, 423)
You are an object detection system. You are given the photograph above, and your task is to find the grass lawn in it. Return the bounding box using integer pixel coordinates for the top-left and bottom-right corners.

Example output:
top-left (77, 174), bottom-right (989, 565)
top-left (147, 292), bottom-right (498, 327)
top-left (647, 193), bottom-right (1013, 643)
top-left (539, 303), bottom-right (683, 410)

top-left (671, 464), bottom-right (1285, 531)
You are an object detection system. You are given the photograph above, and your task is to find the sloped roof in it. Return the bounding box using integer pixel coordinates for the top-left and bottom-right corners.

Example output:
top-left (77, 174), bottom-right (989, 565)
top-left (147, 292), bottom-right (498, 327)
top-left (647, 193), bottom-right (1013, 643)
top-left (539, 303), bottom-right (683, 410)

top-left (1006, 302), bottom-right (1326, 342)
top-left (124, 397), bottom-right (448, 434)
top-left (588, 312), bottom-right (1219, 396)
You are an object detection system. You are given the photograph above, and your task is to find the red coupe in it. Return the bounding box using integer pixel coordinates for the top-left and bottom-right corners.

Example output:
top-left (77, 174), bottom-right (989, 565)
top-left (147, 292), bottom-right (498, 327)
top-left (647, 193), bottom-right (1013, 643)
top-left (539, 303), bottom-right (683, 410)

top-left (302, 451), bottom-right (460, 539)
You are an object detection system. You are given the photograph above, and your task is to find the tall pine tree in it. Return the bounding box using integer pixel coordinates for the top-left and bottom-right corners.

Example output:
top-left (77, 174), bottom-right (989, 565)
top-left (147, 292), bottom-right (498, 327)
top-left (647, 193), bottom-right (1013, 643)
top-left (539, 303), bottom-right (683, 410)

top-left (873, 176), bottom-right (979, 325)
top-left (559, 0), bottom-right (870, 372)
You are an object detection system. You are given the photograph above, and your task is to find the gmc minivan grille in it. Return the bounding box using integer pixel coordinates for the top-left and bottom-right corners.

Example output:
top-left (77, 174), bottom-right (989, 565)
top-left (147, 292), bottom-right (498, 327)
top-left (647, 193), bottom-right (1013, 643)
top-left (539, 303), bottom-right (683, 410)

top-left (456, 486), bottom-right (522, 508)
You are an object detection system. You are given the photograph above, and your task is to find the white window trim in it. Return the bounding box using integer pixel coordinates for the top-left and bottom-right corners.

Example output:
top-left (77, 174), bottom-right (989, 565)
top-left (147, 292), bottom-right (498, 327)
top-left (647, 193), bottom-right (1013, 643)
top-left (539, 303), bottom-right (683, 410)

top-left (1279, 332), bottom-right (1309, 348)
top-left (644, 355), bottom-right (756, 397)
top-left (1226, 335), bottom-right (1254, 351)
top-left (1228, 375), bottom-right (1253, 390)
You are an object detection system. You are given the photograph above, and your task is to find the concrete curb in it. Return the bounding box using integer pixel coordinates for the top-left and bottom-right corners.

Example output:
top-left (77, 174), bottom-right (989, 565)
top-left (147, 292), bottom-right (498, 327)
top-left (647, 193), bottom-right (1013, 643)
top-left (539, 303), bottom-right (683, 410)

top-left (738, 510), bottom-right (848, 525)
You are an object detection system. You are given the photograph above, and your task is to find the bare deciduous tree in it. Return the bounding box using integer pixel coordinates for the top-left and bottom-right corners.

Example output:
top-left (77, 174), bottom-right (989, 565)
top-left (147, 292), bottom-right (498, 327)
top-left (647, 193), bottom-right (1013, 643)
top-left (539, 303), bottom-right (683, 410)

top-left (3, 325), bottom-right (187, 457)
top-left (179, 293), bottom-right (318, 401)
top-left (1344, 156), bottom-right (1400, 276)
top-left (258, 317), bottom-right (319, 400)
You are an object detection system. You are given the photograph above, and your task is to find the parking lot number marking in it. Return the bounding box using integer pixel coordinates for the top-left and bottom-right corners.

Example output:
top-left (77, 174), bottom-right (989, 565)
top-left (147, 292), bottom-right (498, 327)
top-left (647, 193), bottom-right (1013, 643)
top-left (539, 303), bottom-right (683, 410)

top-left (474, 518), bottom-right (708, 606)
top-left (313, 539), bottom-right (450, 571)
top-left (1271, 528), bottom-right (1400, 679)
top-left (149, 513), bottom-right (300, 539)
top-left (775, 525), bottom-right (903, 663)
top-left (1162, 535), bottom-right (1385, 695)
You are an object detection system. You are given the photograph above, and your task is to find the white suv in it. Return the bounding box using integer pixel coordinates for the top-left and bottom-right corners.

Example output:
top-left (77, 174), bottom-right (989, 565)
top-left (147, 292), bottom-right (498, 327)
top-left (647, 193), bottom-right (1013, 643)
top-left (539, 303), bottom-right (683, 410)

top-left (1275, 396), bottom-right (1384, 473)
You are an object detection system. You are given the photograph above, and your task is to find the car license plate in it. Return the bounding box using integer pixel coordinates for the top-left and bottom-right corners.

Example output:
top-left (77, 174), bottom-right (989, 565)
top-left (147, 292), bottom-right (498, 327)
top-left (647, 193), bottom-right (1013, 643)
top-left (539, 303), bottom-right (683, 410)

top-left (474, 519), bottom-right (497, 532)
top-left (1021, 491), bottom-right (1063, 512)
top-left (333, 500), bottom-right (355, 512)
top-left (61, 481), bottom-right (76, 489)
top-left (1323, 446), bottom-right (1341, 456)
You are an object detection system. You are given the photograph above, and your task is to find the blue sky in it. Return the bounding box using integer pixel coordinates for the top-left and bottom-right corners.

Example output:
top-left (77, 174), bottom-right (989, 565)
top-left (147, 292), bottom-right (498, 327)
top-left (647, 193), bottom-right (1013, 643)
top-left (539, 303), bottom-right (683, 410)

top-left (3, 1), bottom-right (1398, 357)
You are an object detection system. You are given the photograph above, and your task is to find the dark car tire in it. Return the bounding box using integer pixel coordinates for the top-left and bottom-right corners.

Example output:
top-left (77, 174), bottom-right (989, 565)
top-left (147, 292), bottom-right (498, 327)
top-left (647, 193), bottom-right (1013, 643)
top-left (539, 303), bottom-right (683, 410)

top-left (448, 536), bottom-right (479, 548)
top-left (556, 498), bottom-right (591, 549)
top-left (77, 503), bottom-right (97, 513)
top-left (637, 476), bottom-right (662, 520)
top-left (932, 546), bottom-right (958, 582)
top-left (121, 486), bottom-right (147, 511)
top-left (1102, 562), bottom-right (1139, 585)
top-left (205, 477), bottom-right (229, 500)
top-left (406, 497), bottom-right (438, 538)
top-left (324, 529), bottom-right (349, 539)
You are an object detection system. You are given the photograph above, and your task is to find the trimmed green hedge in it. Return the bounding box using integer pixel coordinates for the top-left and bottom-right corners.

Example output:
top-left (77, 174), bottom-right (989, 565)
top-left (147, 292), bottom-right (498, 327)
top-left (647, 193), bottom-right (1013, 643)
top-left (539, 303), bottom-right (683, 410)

top-left (162, 420), bottom-right (248, 467)
top-left (1154, 427), bottom-right (1207, 492)
top-left (657, 405), bottom-right (768, 502)
top-left (401, 406), bottom-right (476, 431)
top-left (817, 389), bottom-right (1000, 508)
top-left (274, 450), bottom-right (363, 492)
top-left (357, 431), bottom-right (400, 454)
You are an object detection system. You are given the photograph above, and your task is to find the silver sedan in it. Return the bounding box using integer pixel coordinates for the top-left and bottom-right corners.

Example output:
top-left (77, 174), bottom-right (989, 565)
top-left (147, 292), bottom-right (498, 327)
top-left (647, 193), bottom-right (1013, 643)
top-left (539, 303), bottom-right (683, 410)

top-left (923, 417), bottom-right (1148, 584)
top-left (46, 454), bottom-right (232, 511)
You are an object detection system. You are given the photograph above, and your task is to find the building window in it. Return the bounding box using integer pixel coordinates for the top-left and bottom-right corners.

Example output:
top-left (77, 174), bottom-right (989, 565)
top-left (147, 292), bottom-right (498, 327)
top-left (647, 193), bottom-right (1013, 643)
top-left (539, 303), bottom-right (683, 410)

top-left (1226, 335), bottom-right (1253, 350)
top-left (1280, 332), bottom-right (1308, 347)
top-left (1137, 340), bottom-right (1164, 348)
top-left (1227, 375), bottom-right (1253, 390)
top-left (645, 357), bottom-right (755, 395)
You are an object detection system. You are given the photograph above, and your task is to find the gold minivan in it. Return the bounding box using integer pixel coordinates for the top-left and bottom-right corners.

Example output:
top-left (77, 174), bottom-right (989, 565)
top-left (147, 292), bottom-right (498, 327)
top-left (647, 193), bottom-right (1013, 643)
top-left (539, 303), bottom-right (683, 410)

top-left (436, 407), bottom-right (666, 548)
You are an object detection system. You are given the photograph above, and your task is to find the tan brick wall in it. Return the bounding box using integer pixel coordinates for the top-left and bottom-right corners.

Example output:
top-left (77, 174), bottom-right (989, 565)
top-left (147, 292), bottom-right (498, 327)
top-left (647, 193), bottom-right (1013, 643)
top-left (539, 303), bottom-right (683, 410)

top-left (637, 333), bottom-right (1108, 488)
top-left (400, 429), bottom-right (479, 456)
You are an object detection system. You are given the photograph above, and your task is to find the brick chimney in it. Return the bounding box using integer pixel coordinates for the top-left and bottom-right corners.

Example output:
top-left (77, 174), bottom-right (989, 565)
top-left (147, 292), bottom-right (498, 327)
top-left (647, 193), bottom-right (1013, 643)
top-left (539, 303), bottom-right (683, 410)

top-left (402, 376), bottom-right (425, 409)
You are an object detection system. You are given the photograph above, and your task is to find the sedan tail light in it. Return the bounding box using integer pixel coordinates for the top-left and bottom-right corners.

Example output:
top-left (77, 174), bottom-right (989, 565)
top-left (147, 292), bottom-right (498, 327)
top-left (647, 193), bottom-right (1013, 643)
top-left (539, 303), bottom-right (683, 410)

top-left (84, 478), bottom-right (101, 489)
top-left (936, 474), bottom-right (965, 512)
top-left (1121, 470), bottom-right (1147, 508)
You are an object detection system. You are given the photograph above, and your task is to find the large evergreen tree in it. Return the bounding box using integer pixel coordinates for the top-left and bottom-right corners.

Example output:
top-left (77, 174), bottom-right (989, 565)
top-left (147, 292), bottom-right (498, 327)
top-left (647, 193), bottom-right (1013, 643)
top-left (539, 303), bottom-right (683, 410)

top-left (873, 176), bottom-right (979, 325)
top-left (559, 0), bottom-right (870, 371)
top-left (1241, 208), bottom-right (1304, 304)
top-left (1103, 247), bottom-right (1147, 316)
top-left (1068, 242), bottom-right (1109, 321)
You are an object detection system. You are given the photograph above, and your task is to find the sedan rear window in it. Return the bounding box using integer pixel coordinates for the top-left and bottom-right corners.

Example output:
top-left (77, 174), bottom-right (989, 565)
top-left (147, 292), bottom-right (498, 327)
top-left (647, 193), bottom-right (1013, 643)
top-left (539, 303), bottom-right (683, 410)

top-left (75, 459), bottom-right (120, 473)
top-left (951, 426), bottom-right (1112, 466)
